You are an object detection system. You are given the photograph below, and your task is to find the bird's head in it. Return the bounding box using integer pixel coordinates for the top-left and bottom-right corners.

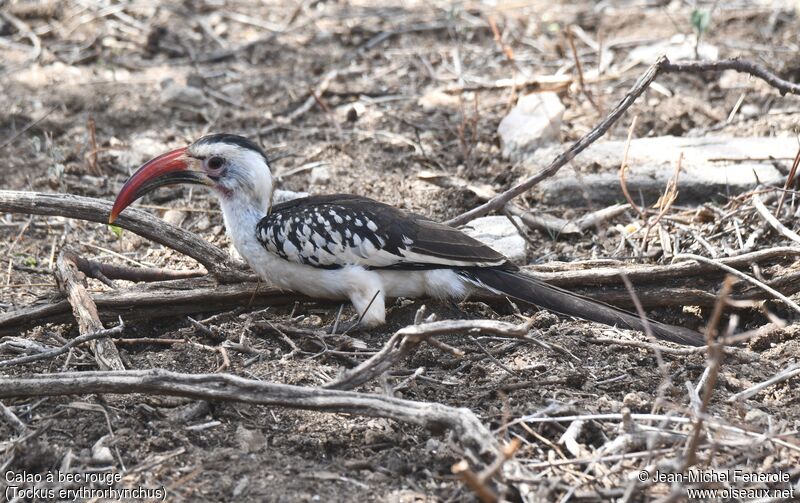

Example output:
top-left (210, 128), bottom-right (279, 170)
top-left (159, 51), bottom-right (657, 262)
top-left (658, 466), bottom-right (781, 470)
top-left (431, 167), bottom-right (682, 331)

top-left (109, 133), bottom-right (274, 223)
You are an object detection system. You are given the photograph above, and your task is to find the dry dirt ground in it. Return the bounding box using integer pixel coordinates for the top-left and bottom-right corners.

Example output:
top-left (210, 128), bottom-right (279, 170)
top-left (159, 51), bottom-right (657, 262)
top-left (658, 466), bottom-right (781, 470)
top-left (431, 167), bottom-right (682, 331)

top-left (1, 1), bottom-right (800, 501)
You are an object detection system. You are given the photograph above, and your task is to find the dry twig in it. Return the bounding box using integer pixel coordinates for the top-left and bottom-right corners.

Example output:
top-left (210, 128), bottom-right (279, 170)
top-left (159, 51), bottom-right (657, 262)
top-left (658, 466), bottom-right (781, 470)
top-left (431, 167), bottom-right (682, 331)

top-left (751, 192), bottom-right (800, 245)
top-left (672, 253), bottom-right (800, 315)
top-left (56, 247), bottom-right (124, 370)
top-left (727, 363), bottom-right (800, 402)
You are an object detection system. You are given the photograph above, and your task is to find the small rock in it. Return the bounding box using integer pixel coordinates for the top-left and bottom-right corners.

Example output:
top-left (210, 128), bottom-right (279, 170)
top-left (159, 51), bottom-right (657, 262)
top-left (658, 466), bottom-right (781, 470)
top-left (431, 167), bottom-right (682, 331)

top-left (498, 92), bottom-right (564, 161)
top-left (595, 395), bottom-right (624, 413)
top-left (462, 216), bottom-right (527, 262)
top-left (232, 476), bottom-right (249, 498)
top-left (744, 408), bottom-right (770, 427)
top-left (221, 82), bottom-right (245, 101)
top-left (622, 391), bottom-right (651, 411)
top-left (193, 215), bottom-right (211, 232)
top-left (626, 34), bottom-right (718, 64)
top-left (162, 209), bottom-right (186, 227)
top-left (531, 310), bottom-right (560, 329)
top-left (309, 165), bottom-right (331, 186)
top-left (111, 134), bottom-right (173, 172)
top-left (91, 436), bottom-right (114, 464)
top-left (236, 425), bottom-right (267, 453)
top-left (424, 438), bottom-right (441, 453)
top-left (418, 88), bottom-right (461, 111)
top-left (739, 103), bottom-right (761, 118)
top-left (161, 81), bottom-right (210, 109)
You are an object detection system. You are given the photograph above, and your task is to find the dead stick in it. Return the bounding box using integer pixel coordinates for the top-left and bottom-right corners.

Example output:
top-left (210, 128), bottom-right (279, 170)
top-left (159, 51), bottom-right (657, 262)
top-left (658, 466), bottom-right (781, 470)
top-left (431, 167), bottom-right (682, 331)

top-left (727, 363), bottom-right (800, 402)
top-left (56, 247), bottom-right (124, 370)
top-left (673, 253), bottom-right (800, 314)
top-left (530, 246), bottom-right (800, 287)
top-left (71, 254), bottom-right (205, 284)
top-left (446, 56), bottom-right (800, 227)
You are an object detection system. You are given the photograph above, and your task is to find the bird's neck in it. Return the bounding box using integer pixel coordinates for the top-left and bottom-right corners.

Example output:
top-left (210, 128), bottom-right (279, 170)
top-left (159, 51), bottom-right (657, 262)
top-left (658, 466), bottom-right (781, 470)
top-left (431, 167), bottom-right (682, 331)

top-left (218, 195), bottom-right (270, 267)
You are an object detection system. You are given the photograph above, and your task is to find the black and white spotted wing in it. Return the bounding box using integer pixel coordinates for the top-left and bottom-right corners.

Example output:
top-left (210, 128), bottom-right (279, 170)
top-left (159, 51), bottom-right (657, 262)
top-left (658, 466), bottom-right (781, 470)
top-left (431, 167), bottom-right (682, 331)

top-left (255, 194), bottom-right (512, 270)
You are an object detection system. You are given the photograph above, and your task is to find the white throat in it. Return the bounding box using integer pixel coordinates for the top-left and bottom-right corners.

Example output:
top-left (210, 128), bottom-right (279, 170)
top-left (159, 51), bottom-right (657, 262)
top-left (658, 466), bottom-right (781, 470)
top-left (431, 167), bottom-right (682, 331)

top-left (218, 194), bottom-right (270, 270)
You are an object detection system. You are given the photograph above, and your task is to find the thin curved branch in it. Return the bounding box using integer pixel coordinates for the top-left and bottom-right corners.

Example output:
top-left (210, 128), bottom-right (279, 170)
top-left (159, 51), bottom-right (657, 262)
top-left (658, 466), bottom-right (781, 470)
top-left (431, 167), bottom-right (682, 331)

top-left (661, 58), bottom-right (800, 96)
top-left (55, 247), bottom-right (124, 370)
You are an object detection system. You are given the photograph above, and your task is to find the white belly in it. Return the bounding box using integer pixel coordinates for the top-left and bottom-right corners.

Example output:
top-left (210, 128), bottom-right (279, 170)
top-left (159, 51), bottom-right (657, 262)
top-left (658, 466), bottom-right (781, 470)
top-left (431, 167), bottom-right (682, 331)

top-left (251, 254), bottom-right (468, 302)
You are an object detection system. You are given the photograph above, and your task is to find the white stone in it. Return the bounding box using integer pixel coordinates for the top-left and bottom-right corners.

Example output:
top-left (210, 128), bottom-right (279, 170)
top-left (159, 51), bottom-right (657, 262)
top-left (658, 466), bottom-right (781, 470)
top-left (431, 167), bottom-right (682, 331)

top-left (744, 408), bottom-right (770, 427)
top-left (462, 216), bottom-right (527, 262)
top-left (91, 436), bottom-right (114, 464)
top-left (162, 209), bottom-right (186, 227)
top-left (626, 34), bottom-right (718, 64)
top-left (309, 165), bottom-right (331, 186)
top-left (160, 81), bottom-right (210, 108)
top-left (418, 88), bottom-right (461, 111)
top-left (110, 134), bottom-right (173, 173)
top-left (498, 92), bottom-right (564, 162)
top-left (529, 136), bottom-right (793, 205)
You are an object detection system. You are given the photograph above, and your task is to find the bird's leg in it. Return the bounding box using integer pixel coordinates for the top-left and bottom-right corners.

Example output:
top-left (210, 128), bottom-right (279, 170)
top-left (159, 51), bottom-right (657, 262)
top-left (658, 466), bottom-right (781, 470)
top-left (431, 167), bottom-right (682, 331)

top-left (322, 289), bottom-right (385, 335)
top-left (325, 304), bottom-right (360, 334)
top-left (350, 289), bottom-right (385, 329)
top-left (327, 316), bottom-right (361, 335)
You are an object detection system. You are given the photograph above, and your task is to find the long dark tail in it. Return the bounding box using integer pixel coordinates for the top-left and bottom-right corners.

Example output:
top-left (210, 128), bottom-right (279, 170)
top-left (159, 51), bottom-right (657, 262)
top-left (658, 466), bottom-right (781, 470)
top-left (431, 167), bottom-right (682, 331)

top-left (461, 268), bottom-right (705, 347)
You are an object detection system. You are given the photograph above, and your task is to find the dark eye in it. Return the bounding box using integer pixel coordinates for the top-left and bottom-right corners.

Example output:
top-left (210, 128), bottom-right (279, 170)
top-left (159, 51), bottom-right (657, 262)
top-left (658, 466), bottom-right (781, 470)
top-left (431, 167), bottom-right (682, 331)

top-left (208, 156), bottom-right (224, 170)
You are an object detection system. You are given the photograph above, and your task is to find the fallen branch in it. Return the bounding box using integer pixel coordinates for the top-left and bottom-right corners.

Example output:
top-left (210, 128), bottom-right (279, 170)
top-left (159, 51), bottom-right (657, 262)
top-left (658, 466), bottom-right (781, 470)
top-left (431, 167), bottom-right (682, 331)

top-left (530, 246), bottom-right (800, 287)
top-left (0, 277), bottom-right (304, 335)
top-left (447, 56), bottom-right (800, 227)
top-left (673, 253), bottom-right (800, 315)
top-left (0, 369), bottom-right (505, 467)
top-left (0, 190), bottom-right (251, 282)
top-left (55, 247), bottom-right (124, 370)
top-left (71, 253), bottom-right (205, 285)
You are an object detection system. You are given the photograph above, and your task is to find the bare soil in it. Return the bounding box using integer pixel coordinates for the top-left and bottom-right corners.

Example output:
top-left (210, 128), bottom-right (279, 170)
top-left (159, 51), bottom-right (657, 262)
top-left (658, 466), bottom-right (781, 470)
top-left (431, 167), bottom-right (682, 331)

top-left (1, 1), bottom-right (799, 501)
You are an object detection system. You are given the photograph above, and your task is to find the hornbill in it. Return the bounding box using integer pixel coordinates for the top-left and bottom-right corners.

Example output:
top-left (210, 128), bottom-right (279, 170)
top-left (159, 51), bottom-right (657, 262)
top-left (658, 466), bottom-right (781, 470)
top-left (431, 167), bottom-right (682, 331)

top-left (109, 133), bottom-right (704, 346)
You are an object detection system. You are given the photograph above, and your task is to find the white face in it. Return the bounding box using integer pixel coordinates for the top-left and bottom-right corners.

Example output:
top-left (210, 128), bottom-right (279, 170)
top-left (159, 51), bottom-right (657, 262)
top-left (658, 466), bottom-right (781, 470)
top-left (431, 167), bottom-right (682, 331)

top-left (187, 141), bottom-right (274, 213)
